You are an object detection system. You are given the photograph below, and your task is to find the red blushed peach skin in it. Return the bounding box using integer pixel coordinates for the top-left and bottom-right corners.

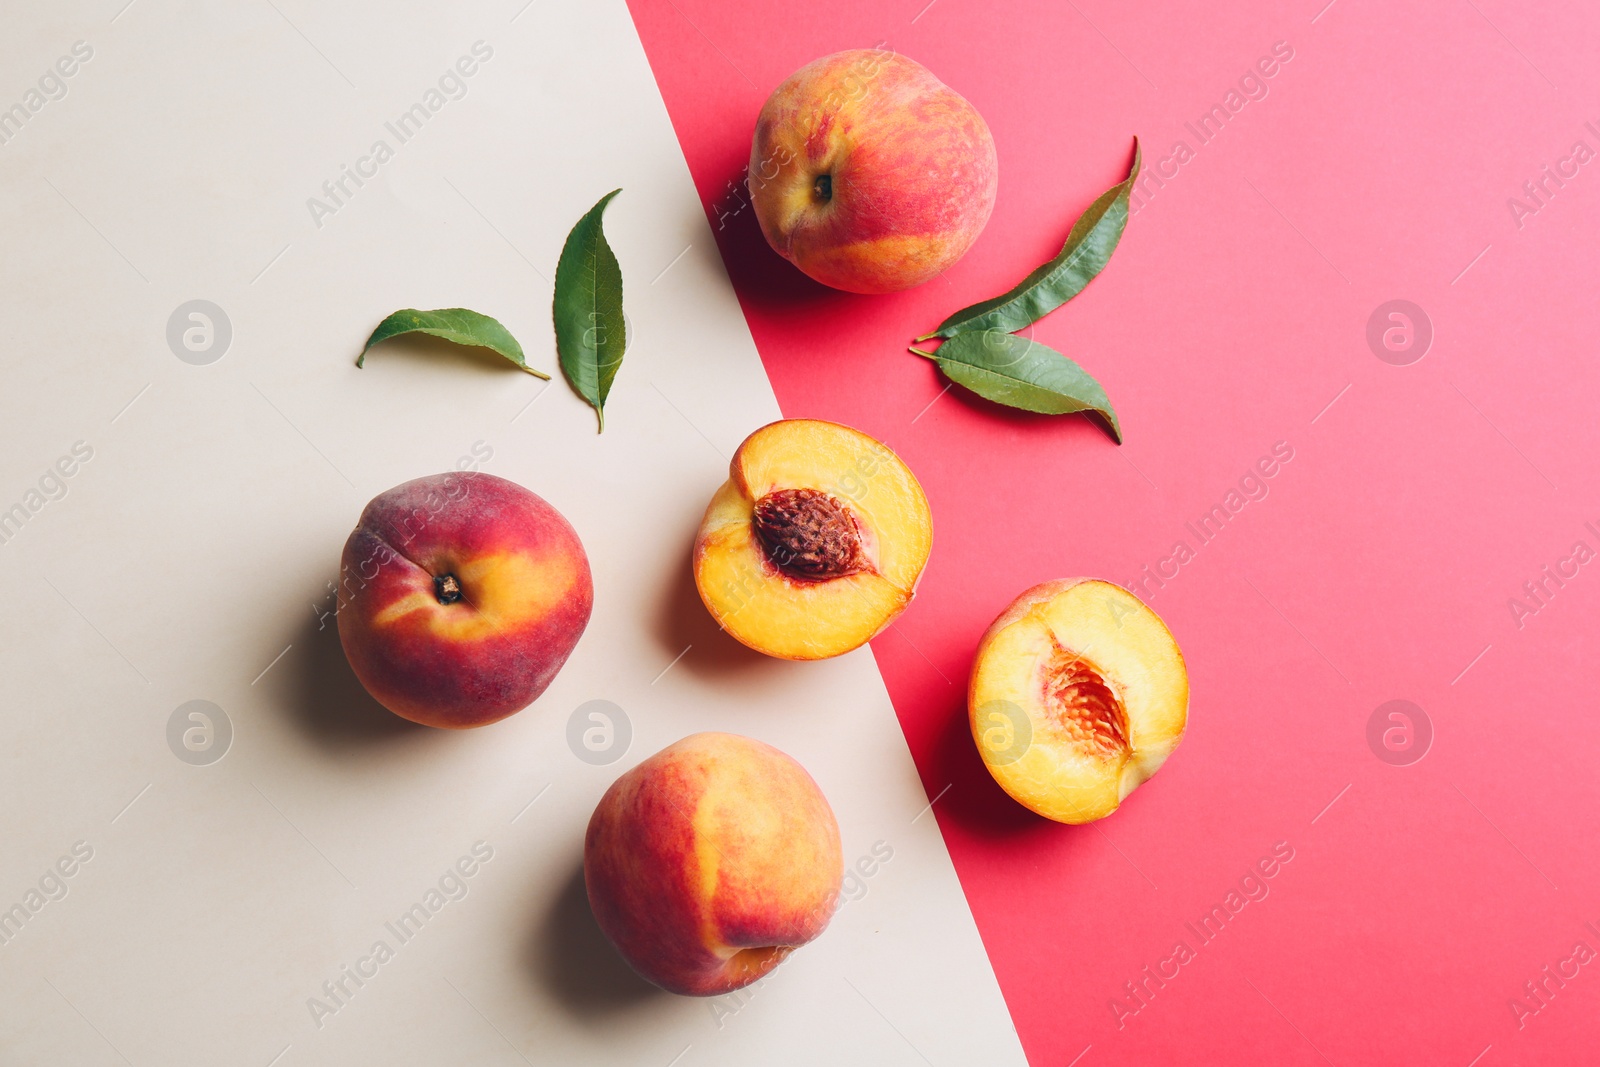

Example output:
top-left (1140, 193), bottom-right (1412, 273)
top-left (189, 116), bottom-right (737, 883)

top-left (749, 50), bottom-right (998, 293)
top-left (693, 419), bottom-right (932, 660)
top-left (969, 580), bottom-right (1188, 823)
top-left (584, 733), bottom-right (844, 996)
top-left (336, 472), bottom-right (592, 728)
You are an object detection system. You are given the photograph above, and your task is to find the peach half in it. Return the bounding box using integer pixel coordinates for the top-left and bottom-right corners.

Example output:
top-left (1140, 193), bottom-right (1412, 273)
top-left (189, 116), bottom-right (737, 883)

top-left (584, 732), bottom-right (843, 996)
top-left (692, 419), bottom-right (932, 660)
top-left (969, 580), bottom-right (1187, 823)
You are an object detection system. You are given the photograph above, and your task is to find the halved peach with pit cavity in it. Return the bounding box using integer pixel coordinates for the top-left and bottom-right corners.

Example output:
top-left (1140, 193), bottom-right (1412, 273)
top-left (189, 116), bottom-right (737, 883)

top-left (969, 579), bottom-right (1187, 823)
top-left (693, 419), bottom-right (932, 660)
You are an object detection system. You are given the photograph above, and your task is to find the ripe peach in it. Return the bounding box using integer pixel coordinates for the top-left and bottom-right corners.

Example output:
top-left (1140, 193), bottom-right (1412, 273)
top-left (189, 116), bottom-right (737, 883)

top-left (693, 419), bottom-right (932, 660)
top-left (584, 732), bottom-right (843, 996)
top-left (969, 580), bottom-right (1188, 823)
top-left (336, 472), bottom-right (592, 728)
top-left (749, 49), bottom-right (998, 293)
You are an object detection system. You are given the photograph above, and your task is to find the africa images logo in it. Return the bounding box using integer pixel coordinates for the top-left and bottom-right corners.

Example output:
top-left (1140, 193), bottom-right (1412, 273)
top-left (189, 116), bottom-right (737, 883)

top-left (306, 42), bottom-right (493, 229)
top-left (306, 842), bottom-right (494, 1029)
top-left (0, 41), bottom-right (94, 148)
top-left (1108, 841), bottom-right (1295, 1028)
top-left (0, 441), bottom-right (94, 548)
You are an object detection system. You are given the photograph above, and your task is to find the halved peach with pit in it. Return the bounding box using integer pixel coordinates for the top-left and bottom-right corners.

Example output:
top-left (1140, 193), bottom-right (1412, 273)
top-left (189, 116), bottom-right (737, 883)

top-left (969, 579), bottom-right (1187, 823)
top-left (693, 419), bottom-right (932, 660)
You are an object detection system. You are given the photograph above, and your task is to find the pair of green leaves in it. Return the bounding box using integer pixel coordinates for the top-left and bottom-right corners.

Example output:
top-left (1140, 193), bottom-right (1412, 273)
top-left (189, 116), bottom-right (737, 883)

top-left (910, 138), bottom-right (1141, 443)
top-left (357, 190), bottom-right (628, 433)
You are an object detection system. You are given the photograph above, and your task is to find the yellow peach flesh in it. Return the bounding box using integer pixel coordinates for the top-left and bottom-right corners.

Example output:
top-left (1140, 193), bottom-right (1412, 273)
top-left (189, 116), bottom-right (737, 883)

top-left (970, 579), bottom-right (1188, 823)
top-left (694, 419), bottom-right (931, 661)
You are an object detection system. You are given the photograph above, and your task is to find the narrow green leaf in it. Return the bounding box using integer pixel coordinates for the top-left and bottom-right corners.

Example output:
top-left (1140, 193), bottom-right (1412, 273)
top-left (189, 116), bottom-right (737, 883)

top-left (911, 331), bottom-right (1121, 442)
top-left (916, 138), bottom-right (1142, 342)
top-left (357, 308), bottom-right (549, 378)
top-left (553, 189), bottom-right (626, 432)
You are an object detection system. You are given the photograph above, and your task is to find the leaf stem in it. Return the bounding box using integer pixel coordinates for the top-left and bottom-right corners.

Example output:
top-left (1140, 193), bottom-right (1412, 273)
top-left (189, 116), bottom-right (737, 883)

top-left (522, 365), bottom-right (553, 380)
top-left (907, 346), bottom-right (939, 359)
top-left (913, 332), bottom-right (940, 343)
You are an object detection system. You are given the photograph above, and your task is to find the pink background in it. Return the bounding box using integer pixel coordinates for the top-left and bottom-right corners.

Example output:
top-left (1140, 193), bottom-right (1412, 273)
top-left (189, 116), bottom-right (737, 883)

top-left (627, 0), bottom-right (1600, 1062)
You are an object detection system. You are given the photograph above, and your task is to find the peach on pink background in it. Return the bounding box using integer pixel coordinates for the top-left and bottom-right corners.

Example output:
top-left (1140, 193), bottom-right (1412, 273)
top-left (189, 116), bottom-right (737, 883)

top-left (583, 732), bottom-right (844, 996)
top-left (749, 49), bottom-right (998, 293)
top-left (336, 472), bottom-right (592, 729)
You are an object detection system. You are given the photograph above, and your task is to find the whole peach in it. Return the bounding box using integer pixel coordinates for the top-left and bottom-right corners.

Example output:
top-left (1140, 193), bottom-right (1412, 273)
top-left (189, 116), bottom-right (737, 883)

top-left (336, 472), bottom-right (592, 728)
top-left (749, 49), bottom-right (998, 293)
top-left (584, 732), bottom-right (843, 996)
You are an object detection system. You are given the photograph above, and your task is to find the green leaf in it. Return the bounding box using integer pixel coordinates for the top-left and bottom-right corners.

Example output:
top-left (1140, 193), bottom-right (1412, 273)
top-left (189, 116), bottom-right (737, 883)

top-left (356, 308), bottom-right (549, 378)
top-left (911, 331), bottom-right (1121, 442)
top-left (553, 188), bottom-right (626, 432)
top-left (916, 137), bottom-right (1142, 342)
